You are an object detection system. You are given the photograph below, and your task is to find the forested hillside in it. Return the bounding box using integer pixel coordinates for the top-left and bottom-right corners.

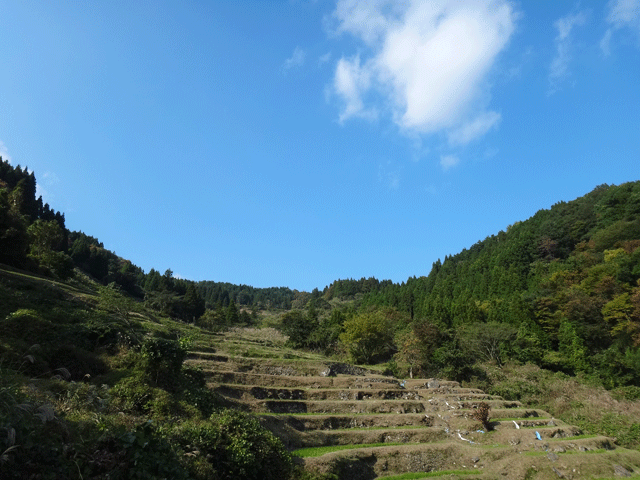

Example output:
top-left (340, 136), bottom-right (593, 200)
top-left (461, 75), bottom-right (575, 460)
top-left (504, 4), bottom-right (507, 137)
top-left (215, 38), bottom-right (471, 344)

top-left (4, 157), bottom-right (640, 388)
top-left (0, 158), bottom-right (295, 318)
top-left (351, 182), bottom-right (640, 385)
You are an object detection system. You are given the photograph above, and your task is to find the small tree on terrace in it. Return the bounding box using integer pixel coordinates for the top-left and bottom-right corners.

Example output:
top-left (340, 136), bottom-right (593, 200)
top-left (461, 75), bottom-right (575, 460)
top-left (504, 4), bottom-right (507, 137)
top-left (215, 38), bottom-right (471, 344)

top-left (99, 282), bottom-right (136, 327)
top-left (281, 310), bottom-right (317, 349)
top-left (340, 310), bottom-right (395, 364)
top-left (395, 319), bottom-right (439, 378)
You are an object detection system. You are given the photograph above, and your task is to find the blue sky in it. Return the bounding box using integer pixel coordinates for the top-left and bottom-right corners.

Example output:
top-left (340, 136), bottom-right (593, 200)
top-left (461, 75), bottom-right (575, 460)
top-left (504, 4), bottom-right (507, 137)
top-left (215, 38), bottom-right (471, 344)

top-left (1, 0), bottom-right (639, 291)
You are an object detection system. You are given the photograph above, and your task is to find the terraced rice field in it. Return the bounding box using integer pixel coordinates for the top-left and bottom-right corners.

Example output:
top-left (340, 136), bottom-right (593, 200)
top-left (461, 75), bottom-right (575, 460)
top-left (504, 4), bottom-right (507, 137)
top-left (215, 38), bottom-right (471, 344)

top-left (188, 329), bottom-right (640, 479)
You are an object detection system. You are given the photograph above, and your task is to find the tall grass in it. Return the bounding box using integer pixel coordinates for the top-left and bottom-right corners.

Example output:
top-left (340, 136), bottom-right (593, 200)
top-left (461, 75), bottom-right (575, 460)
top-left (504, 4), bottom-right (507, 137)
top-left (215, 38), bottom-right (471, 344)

top-left (473, 362), bottom-right (640, 449)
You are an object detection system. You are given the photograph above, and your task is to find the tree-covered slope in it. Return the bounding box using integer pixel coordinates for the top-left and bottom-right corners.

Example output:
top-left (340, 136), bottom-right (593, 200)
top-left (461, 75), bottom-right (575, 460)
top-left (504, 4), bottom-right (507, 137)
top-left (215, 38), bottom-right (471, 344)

top-left (0, 158), bottom-right (295, 319)
top-left (358, 182), bottom-right (640, 385)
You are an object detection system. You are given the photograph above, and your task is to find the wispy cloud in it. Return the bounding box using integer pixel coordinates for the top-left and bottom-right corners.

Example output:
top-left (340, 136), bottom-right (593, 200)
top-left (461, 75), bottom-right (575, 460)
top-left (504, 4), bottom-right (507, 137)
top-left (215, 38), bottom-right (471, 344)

top-left (333, 55), bottom-right (377, 122)
top-left (0, 140), bottom-right (11, 164)
top-left (484, 147), bottom-right (499, 159)
top-left (600, 29), bottom-right (614, 55)
top-left (36, 171), bottom-right (60, 202)
top-left (601, 0), bottom-right (640, 55)
top-left (448, 111), bottom-right (501, 146)
top-left (440, 154), bottom-right (459, 171)
top-left (318, 51), bottom-right (332, 66)
top-left (607, 0), bottom-right (640, 27)
top-left (378, 161), bottom-right (401, 189)
top-left (329, 0), bottom-right (516, 145)
top-left (548, 10), bottom-right (588, 95)
top-left (282, 46), bottom-right (306, 72)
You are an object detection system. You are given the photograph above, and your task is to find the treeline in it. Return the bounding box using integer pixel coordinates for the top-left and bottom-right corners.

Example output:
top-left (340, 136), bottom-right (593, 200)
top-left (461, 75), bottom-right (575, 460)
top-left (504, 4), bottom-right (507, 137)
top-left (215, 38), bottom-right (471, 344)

top-left (196, 281), bottom-right (295, 310)
top-left (0, 161), bottom-right (68, 272)
top-left (0, 158), bottom-right (295, 323)
top-left (322, 277), bottom-right (394, 300)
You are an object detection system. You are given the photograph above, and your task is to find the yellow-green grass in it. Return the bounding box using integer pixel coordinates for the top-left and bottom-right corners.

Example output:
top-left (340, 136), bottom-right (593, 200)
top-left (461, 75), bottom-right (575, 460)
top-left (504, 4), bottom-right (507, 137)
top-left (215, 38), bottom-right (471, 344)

top-left (523, 449), bottom-right (608, 456)
top-left (378, 470), bottom-right (482, 479)
top-left (292, 442), bottom-right (418, 457)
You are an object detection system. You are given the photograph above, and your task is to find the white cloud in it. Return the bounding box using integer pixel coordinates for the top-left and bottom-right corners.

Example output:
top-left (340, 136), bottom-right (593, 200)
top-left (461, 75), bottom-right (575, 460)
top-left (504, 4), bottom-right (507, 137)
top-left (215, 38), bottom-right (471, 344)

top-left (448, 111), bottom-right (501, 146)
top-left (388, 173), bottom-right (400, 189)
top-left (318, 51), bottom-right (332, 66)
top-left (330, 0), bottom-right (516, 144)
top-left (600, 28), bottom-right (613, 55)
top-left (601, 0), bottom-right (640, 55)
top-left (548, 10), bottom-right (588, 95)
top-left (333, 55), bottom-right (377, 122)
top-left (440, 154), bottom-right (460, 171)
top-left (607, 0), bottom-right (639, 27)
top-left (333, 0), bottom-right (394, 45)
top-left (378, 161), bottom-right (401, 189)
top-left (282, 46), bottom-right (306, 72)
top-left (0, 140), bottom-right (11, 164)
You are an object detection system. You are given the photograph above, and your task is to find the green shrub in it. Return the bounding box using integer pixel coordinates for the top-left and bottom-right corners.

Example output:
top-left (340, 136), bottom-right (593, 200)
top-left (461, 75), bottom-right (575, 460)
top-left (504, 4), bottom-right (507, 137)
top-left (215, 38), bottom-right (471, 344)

top-left (173, 410), bottom-right (293, 480)
top-left (488, 379), bottom-right (543, 402)
top-left (111, 375), bottom-right (155, 413)
top-left (180, 365), bottom-right (222, 417)
top-left (78, 421), bottom-right (190, 480)
top-left (140, 337), bottom-right (187, 391)
top-left (83, 312), bottom-right (137, 350)
top-left (339, 310), bottom-right (395, 364)
top-left (431, 341), bottom-right (476, 382)
top-left (59, 381), bottom-right (110, 412)
top-left (147, 388), bottom-right (183, 419)
top-left (0, 364), bottom-right (72, 477)
top-left (383, 359), bottom-right (402, 377)
top-left (1, 309), bottom-right (57, 343)
top-left (612, 385), bottom-right (640, 401)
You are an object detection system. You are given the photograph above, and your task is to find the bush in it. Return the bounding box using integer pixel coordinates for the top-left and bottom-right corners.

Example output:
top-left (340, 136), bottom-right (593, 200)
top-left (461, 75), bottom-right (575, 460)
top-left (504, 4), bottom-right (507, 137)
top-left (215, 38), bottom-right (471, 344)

top-left (1, 309), bottom-right (57, 343)
top-left (111, 375), bottom-right (155, 413)
top-left (173, 410), bottom-right (293, 480)
top-left (612, 385), bottom-right (640, 401)
top-left (78, 421), bottom-right (190, 480)
top-left (140, 337), bottom-right (187, 391)
top-left (0, 366), bottom-right (71, 477)
top-left (281, 310), bottom-right (317, 349)
top-left (488, 379), bottom-right (544, 402)
top-left (180, 365), bottom-right (222, 417)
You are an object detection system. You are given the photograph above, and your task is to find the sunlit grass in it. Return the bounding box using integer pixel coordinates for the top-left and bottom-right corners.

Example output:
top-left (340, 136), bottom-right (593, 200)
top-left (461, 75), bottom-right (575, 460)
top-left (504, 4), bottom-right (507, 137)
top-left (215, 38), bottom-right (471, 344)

top-left (292, 442), bottom-right (415, 457)
top-left (379, 470), bottom-right (482, 479)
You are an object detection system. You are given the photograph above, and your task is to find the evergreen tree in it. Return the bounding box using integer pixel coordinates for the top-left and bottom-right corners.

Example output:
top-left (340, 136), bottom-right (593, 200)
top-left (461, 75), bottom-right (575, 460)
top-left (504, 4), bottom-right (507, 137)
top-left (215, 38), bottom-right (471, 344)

top-left (183, 283), bottom-right (206, 322)
top-left (226, 299), bottom-right (239, 324)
